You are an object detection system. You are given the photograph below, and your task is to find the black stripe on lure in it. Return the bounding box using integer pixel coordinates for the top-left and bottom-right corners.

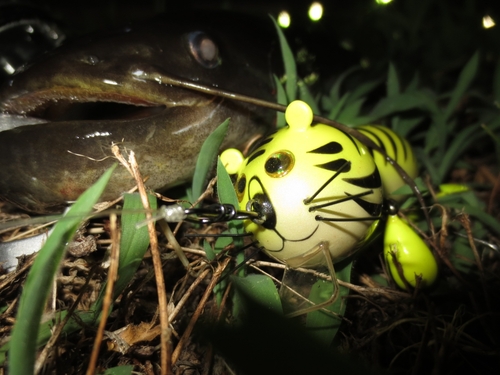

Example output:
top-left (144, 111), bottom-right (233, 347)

top-left (221, 100), bottom-right (438, 289)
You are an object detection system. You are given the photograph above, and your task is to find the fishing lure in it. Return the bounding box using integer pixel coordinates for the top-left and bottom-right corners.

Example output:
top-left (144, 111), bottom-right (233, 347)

top-left (221, 100), bottom-right (438, 288)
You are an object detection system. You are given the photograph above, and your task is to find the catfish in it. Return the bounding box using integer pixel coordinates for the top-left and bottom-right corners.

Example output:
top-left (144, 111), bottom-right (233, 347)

top-left (0, 12), bottom-right (279, 213)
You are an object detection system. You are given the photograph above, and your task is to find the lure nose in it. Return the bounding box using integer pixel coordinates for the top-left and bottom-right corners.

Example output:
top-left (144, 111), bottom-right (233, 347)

top-left (246, 192), bottom-right (276, 229)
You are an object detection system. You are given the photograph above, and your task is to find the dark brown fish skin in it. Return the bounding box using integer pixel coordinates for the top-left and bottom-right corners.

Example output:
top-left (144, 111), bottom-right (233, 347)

top-left (0, 12), bottom-right (279, 213)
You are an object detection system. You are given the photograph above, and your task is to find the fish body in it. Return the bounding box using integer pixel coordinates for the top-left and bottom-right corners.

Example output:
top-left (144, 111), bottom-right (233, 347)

top-left (0, 12), bottom-right (279, 212)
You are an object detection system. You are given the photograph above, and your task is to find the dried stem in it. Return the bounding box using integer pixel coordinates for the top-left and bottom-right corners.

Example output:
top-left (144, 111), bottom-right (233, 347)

top-left (86, 213), bottom-right (120, 375)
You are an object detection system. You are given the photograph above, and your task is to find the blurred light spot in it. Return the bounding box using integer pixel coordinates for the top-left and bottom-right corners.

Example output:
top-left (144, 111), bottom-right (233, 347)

top-left (0, 58), bottom-right (15, 75)
top-left (308, 2), bottom-right (323, 21)
top-left (483, 15), bottom-right (496, 28)
top-left (360, 58), bottom-right (370, 68)
top-left (340, 39), bottom-right (353, 51)
top-left (375, 0), bottom-right (393, 4)
top-left (278, 11), bottom-right (291, 28)
top-left (103, 79), bottom-right (118, 85)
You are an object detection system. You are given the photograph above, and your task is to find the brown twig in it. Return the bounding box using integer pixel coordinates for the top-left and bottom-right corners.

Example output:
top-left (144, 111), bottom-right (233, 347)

top-left (171, 256), bottom-right (231, 364)
top-left (128, 151), bottom-right (173, 375)
top-left (86, 213), bottom-right (120, 375)
top-left (168, 268), bottom-right (210, 323)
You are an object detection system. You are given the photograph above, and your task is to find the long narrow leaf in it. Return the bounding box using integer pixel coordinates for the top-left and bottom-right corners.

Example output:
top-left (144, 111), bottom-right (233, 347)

top-left (271, 16), bottom-right (297, 102)
top-left (306, 261), bottom-right (352, 345)
top-left (443, 51), bottom-right (479, 122)
top-left (329, 66), bottom-right (360, 103)
top-left (298, 80), bottom-right (320, 114)
top-left (328, 92), bottom-right (350, 120)
top-left (191, 118), bottom-right (230, 202)
top-left (93, 192), bottom-right (156, 312)
top-left (274, 74), bottom-right (288, 128)
top-left (9, 165), bottom-right (116, 375)
top-left (347, 78), bottom-right (383, 105)
top-left (437, 124), bottom-right (482, 181)
top-left (494, 58), bottom-right (500, 105)
top-left (387, 63), bottom-right (400, 97)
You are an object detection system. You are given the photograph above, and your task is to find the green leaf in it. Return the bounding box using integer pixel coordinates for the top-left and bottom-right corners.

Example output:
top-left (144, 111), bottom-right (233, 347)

top-left (328, 92), bottom-right (350, 121)
top-left (271, 16), bottom-right (297, 102)
top-left (232, 274), bottom-right (283, 318)
top-left (369, 90), bottom-right (440, 120)
top-left (217, 157), bottom-right (238, 208)
top-left (437, 124), bottom-right (482, 182)
top-left (406, 72), bottom-right (420, 92)
top-left (337, 98), bottom-right (365, 124)
top-left (329, 66), bottom-right (360, 103)
top-left (449, 237), bottom-right (476, 274)
top-left (8, 165), bottom-right (116, 375)
top-left (414, 147), bottom-right (440, 184)
top-left (443, 51), bottom-right (479, 122)
top-left (494, 58), bottom-right (500, 106)
top-left (387, 63), bottom-right (400, 97)
top-left (347, 78), bottom-right (383, 105)
top-left (391, 116), bottom-right (424, 138)
top-left (306, 260), bottom-right (352, 345)
top-left (444, 202), bottom-right (500, 237)
top-left (94, 192), bottom-right (156, 311)
top-left (191, 118), bottom-right (230, 202)
top-left (298, 80), bottom-right (320, 114)
top-left (274, 74), bottom-right (288, 128)
top-left (99, 365), bottom-right (134, 375)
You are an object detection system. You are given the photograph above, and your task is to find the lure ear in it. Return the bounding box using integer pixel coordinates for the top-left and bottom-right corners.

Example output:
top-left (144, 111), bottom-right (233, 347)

top-left (220, 148), bottom-right (245, 175)
top-left (285, 100), bottom-right (314, 131)
top-left (384, 214), bottom-right (438, 289)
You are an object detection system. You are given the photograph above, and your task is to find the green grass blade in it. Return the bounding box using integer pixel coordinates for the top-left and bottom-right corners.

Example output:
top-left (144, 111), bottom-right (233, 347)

top-left (494, 59), bottom-right (500, 106)
top-left (270, 16), bottom-right (297, 102)
top-left (99, 365), bottom-right (134, 375)
top-left (329, 66), bottom-right (360, 103)
top-left (337, 98), bottom-right (365, 124)
top-left (8, 165), bottom-right (116, 375)
top-left (232, 274), bottom-right (283, 320)
top-left (327, 92), bottom-right (350, 120)
top-left (346, 78), bottom-right (383, 105)
top-left (93, 192), bottom-right (156, 312)
top-left (306, 261), bottom-right (352, 345)
top-left (443, 51), bottom-right (479, 122)
top-left (191, 118), bottom-right (230, 202)
top-left (217, 157), bottom-right (239, 208)
top-left (406, 72), bottom-right (420, 92)
top-left (387, 63), bottom-right (400, 97)
top-left (298, 80), bottom-right (320, 114)
top-left (437, 124), bottom-right (481, 181)
top-left (369, 90), bottom-right (440, 120)
top-left (274, 74), bottom-right (287, 128)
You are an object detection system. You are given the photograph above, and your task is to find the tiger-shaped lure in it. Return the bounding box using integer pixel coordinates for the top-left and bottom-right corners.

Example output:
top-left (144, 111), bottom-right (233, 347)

top-left (221, 100), bottom-right (437, 287)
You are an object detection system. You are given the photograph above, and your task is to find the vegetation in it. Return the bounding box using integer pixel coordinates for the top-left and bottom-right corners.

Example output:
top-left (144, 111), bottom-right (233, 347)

top-left (1, 1), bottom-right (499, 374)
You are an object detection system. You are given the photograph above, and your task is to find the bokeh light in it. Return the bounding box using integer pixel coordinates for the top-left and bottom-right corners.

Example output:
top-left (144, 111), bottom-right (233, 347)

top-left (308, 2), bottom-right (323, 22)
top-left (278, 11), bottom-right (291, 28)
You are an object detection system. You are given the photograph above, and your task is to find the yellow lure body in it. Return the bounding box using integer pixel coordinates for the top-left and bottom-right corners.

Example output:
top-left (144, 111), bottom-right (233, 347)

top-left (221, 100), bottom-right (438, 288)
top-left (222, 100), bottom-right (384, 267)
top-left (384, 214), bottom-right (439, 288)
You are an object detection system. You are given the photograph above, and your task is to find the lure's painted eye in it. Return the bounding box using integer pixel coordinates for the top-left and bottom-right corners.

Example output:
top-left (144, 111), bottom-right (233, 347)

top-left (236, 174), bottom-right (246, 202)
top-left (187, 31), bottom-right (220, 69)
top-left (265, 151), bottom-right (294, 178)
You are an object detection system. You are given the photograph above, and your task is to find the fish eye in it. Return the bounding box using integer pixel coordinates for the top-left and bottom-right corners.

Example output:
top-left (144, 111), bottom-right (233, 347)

top-left (265, 151), bottom-right (294, 178)
top-left (187, 31), bottom-right (220, 69)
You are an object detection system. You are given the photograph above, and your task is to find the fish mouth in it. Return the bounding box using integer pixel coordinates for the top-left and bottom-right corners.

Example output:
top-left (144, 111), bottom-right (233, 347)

top-left (0, 79), bottom-right (217, 124)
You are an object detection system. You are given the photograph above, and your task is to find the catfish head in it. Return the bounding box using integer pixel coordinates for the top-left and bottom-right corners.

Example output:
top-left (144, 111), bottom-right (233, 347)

top-left (0, 12), bottom-right (279, 213)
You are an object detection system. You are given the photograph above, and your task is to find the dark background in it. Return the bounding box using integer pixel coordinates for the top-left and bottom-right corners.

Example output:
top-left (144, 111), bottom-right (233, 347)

top-left (13, 0), bottom-right (500, 87)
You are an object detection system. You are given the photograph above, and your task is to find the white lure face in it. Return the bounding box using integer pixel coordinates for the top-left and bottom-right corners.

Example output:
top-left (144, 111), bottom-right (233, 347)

top-left (221, 101), bottom-right (384, 268)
